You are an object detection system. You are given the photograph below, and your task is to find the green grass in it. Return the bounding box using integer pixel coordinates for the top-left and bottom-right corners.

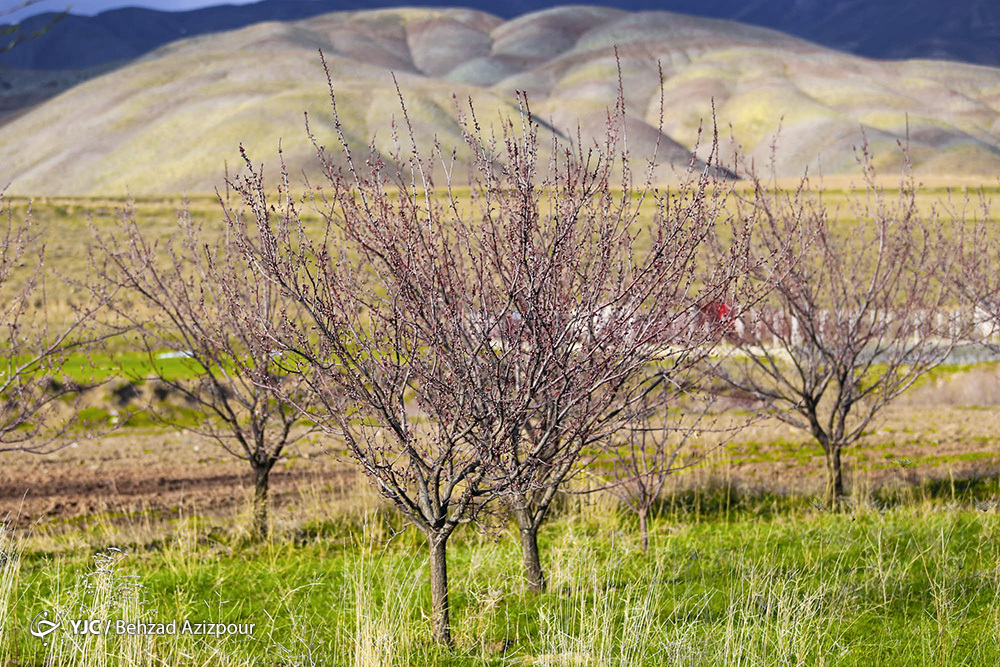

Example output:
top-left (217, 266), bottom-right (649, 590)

top-left (6, 488), bottom-right (1000, 666)
top-left (907, 361), bottom-right (1000, 393)
top-left (56, 350), bottom-right (224, 383)
top-left (871, 451), bottom-right (1000, 470)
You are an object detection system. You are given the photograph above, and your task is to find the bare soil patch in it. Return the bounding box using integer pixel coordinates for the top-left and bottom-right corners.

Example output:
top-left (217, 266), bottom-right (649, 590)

top-left (7, 365), bottom-right (1000, 528)
top-left (0, 429), bottom-right (355, 529)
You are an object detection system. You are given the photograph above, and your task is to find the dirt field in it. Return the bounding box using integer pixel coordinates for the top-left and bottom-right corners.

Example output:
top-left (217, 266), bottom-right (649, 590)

top-left (0, 428), bottom-right (357, 530)
top-left (682, 363), bottom-right (1000, 496)
top-left (5, 363), bottom-right (1000, 530)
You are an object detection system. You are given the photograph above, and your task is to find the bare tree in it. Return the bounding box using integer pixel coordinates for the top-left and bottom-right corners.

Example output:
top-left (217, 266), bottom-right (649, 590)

top-left (487, 169), bottom-right (741, 592)
top-left (944, 194), bottom-right (1000, 357)
top-left (226, 148), bottom-right (494, 644)
top-left (93, 203), bottom-right (317, 538)
top-left (227, 118), bottom-right (526, 642)
top-left (474, 104), bottom-right (759, 594)
top-left (224, 50), bottom-right (757, 643)
top-left (2, 2), bottom-right (84, 447)
top-left (710, 152), bottom-right (960, 507)
top-left (1, 196), bottom-right (106, 453)
top-left (1, 1), bottom-right (69, 54)
top-left (595, 373), bottom-right (723, 553)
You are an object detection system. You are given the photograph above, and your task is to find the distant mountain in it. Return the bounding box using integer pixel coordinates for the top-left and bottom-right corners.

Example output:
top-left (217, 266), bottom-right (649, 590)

top-left (3, 6), bottom-right (999, 196)
top-left (2, 0), bottom-right (1000, 71)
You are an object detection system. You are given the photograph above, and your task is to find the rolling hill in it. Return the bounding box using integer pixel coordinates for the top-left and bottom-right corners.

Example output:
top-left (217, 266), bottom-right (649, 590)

top-left (2, 6), bottom-right (1000, 195)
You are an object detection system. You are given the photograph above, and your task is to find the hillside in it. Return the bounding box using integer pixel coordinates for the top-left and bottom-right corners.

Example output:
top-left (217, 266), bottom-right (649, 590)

top-left (3, 6), bottom-right (1000, 195)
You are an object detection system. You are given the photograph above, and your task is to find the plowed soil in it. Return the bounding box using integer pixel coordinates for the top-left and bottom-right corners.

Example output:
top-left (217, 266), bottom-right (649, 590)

top-left (6, 364), bottom-right (1000, 530)
top-left (0, 429), bottom-right (353, 529)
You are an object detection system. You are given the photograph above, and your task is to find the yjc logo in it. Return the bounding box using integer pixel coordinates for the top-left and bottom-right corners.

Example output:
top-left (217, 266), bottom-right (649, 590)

top-left (29, 611), bottom-right (59, 639)
top-left (68, 619), bottom-right (106, 635)
top-left (30, 612), bottom-right (106, 639)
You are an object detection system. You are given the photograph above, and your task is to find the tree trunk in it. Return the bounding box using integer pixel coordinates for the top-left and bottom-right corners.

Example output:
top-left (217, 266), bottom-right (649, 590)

top-left (825, 446), bottom-right (844, 508)
top-left (428, 533), bottom-right (452, 645)
top-left (519, 525), bottom-right (545, 594)
top-left (514, 508), bottom-right (545, 593)
top-left (252, 464), bottom-right (270, 538)
top-left (638, 509), bottom-right (649, 553)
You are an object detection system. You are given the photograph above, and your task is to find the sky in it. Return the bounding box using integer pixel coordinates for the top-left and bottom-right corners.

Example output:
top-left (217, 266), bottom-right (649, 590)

top-left (2, 0), bottom-right (259, 22)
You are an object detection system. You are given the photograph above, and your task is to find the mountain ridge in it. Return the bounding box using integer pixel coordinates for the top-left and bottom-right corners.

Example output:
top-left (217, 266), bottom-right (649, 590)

top-left (3, 6), bottom-right (1000, 195)
top-left (3, 0), bottom-right (1000, 71)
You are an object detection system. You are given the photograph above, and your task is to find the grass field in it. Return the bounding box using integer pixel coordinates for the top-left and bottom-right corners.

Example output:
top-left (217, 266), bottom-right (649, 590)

top-left (5, 183), bottom-right (1000, 320)
top-left (6, 484), bottom-right (1000, 666)
top-left (5, 387), bottom-right (1000, 665)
